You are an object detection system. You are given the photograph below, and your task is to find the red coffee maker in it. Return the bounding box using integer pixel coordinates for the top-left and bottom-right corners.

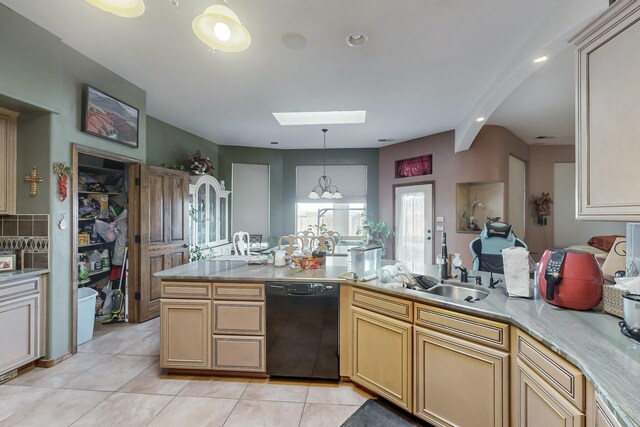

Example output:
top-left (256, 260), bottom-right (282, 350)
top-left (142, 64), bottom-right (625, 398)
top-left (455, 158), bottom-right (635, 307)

top-left (537, 249), bottom-right (603, 310)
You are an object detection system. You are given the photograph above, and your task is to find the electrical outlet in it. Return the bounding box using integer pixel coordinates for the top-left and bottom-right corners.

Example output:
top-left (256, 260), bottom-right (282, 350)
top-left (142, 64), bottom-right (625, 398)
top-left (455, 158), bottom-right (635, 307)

top-left (436, 216), bottom-right (444, 222)
top-left (436, 225), bottom-right (444, 231)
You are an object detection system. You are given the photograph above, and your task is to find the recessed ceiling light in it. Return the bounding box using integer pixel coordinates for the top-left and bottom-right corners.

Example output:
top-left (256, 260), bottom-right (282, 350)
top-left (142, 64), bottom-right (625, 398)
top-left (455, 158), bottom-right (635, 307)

top-left (534, 56), bottom-right (548, 63)
top-left (270, 141), bottom-right (279, 145)
top-left (476, 117), bottom-right (486, 122)
top-left (346, 33), bottom-right (368, 47)
top-left (272, 111), bottom-right (366, 126)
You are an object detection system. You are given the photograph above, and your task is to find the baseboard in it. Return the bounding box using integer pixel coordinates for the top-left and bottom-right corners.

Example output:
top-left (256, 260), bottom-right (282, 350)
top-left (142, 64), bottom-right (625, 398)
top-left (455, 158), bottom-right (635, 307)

top-left (35, 352), bottom-right (73, 368)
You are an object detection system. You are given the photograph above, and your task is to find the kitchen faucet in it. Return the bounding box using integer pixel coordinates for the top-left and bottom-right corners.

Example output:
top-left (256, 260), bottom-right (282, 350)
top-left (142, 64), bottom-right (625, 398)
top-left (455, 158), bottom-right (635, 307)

top-left (489, 272), bottom-right (502, 289)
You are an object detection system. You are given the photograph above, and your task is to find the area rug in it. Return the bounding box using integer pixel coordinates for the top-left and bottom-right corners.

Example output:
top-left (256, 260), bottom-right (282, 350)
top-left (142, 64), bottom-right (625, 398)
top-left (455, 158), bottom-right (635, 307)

top-left (341, 399), bottom-right (429, 426)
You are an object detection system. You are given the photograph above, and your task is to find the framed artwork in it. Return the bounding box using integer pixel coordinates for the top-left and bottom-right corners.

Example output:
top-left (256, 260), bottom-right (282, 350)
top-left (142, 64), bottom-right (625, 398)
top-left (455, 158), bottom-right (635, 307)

top-left (81, 84), bottom-right (139, 148)
top-left (0, 254), bottom-right (16, 271)
top-left (395, 155), bottom-right (432, 178)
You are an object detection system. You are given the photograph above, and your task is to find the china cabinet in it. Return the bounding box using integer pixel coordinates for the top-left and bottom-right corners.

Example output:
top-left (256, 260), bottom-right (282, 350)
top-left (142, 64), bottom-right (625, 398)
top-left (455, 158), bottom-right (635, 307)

top-left (189, 175), bottom-right (231, 249)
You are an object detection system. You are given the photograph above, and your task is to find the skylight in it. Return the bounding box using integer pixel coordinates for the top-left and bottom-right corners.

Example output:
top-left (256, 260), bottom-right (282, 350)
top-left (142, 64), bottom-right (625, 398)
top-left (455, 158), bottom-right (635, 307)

top-left (272, 110), bottom-right (366, 126)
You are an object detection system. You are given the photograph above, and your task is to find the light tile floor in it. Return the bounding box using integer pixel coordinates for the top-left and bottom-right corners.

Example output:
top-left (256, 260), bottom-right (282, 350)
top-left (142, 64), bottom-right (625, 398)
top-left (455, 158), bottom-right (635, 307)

top-left (1, 318), bottom-right (373, 426)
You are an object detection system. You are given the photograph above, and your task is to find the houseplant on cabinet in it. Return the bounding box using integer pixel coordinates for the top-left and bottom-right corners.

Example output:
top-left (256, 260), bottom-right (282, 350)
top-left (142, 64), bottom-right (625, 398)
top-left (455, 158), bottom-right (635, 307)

top-left (356, 215), bottom-right (393, 256)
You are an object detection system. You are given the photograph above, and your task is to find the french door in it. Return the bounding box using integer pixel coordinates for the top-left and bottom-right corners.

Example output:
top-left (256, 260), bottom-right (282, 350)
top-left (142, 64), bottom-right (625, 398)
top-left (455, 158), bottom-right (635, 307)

top-left (394, 183), bottom-right (434, 274)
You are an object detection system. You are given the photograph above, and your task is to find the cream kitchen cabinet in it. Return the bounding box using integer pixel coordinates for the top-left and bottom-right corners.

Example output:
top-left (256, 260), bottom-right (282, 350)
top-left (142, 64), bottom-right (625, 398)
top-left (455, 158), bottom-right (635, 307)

top-left (586, 384), bottom-right (623, 427)
top-left (160, 298), bottom-right (211, 369)
top-left (571, 0), bottom-right (640, 220)
top-left (351, 294), bottom-right (413, 412)
top-left (0, 107), bottom-right (18, 215)
top-left (160, 280), bottom-right (265, 373)
top-left (0, 274), bottom-right (46, 380)
top-left (413, 304), bottom-right (509, 427)
top-left (512, 329), bottom-right (586, 427)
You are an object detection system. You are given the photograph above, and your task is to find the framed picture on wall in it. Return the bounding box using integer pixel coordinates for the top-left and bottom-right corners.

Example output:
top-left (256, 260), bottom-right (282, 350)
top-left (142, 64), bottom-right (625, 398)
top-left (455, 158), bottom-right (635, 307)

top-left (0, 254), bottom-right (16, 271)
top-left (81, 84), bottom-right (139, 148)
top-left (395, 155), bottom-right (432, 178)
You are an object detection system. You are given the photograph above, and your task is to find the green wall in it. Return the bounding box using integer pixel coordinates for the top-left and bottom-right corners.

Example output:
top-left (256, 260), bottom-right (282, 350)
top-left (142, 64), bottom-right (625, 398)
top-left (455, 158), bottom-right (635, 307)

top-left (146, 116), bottom-right (220, 173)
top-left (0, 4), bottom-right (146, 359)
top-left (219, 146), bottom-right (379, 245)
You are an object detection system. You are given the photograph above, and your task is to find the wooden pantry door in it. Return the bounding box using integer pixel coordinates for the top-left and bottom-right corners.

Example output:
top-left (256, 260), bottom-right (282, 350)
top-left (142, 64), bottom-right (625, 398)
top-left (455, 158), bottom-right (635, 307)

top-left (130, 165), bottom-right (190, 322)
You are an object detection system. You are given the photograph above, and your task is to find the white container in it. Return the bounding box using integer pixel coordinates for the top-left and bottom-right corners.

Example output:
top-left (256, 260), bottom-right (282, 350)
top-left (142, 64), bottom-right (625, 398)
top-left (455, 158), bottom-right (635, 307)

top-left (626, 223), bottom-right (640, 277)
top-left (77, 287), bottom-right (98, 345)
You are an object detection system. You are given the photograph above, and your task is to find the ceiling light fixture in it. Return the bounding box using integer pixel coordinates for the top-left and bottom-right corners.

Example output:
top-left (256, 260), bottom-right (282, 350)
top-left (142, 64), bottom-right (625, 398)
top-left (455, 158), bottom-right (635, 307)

top-left (273, 110), bottom-right (366, 126)
top-left (308, 129), bottom-right (342, 200)
top-left (476, 117), bottom-right (486, 122)
top-left (534, 56), bottom-right (548, 63)
top-left (192, 4), bottom-right (251, 53)
top-left (346, 33), bottom-right (368, 47)
top-left (86, 0), bottom-right (145, 17)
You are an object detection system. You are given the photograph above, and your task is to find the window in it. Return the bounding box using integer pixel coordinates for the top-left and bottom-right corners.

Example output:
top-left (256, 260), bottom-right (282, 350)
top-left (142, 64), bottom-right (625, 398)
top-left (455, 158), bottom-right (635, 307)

top-left (296, 202), bottom-right (365, 238)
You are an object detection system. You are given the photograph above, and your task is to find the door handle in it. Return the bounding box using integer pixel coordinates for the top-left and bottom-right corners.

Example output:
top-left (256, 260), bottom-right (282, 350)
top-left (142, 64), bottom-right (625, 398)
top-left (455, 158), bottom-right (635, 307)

top-left (183, 244), bottom-right (189, 248)
top-left (426, 237), bottom-right (431, 240)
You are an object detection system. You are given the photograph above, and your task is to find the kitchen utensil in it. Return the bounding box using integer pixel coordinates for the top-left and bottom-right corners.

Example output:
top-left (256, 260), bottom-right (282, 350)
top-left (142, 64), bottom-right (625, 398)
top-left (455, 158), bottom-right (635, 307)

top-left (537, 249), bottom-right (603, 310)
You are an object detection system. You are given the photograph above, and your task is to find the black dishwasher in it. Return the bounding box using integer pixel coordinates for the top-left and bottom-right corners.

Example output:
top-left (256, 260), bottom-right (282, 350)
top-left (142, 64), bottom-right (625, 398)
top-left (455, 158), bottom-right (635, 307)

top-left (266, 282), bottom-right (339, 380)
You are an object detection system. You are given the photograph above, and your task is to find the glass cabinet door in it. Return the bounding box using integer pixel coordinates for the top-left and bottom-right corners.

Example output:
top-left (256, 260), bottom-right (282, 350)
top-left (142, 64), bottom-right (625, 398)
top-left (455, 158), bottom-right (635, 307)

top-left (208, 185), bottom-right (217, 242)
top-left (196, 184), bottom-right (206, 245)
top-left (220, 198), bottom-right (227, 241)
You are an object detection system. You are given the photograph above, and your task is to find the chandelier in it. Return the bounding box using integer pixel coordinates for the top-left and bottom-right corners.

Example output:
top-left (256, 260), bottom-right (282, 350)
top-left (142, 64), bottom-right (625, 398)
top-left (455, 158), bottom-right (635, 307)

top-left (308, 129), bottom-right (343, 200)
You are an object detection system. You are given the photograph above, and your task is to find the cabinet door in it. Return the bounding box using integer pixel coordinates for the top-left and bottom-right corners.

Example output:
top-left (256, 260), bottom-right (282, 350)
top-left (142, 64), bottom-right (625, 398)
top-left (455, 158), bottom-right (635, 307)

top-left (414, 326), bottom-right (509, 427)
top-left (0, 108), bottom-right (18, 215)
top-left (212, 335), bottom-right (265, 372)
top-left (515, 359), bottom-right (584, 427)
top-left (160, 299), bottom-right (211, 369)
top-left (351, 306), bottom-right (412, 411)
top-left (573, 2), bottom-right (640, 220)
top-left (0, 294), bottom-right (39, 374)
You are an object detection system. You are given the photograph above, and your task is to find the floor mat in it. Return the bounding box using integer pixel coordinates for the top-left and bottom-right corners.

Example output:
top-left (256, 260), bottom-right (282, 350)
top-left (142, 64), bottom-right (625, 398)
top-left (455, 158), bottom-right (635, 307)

top-left (341, 399), bottom-right (429, 426)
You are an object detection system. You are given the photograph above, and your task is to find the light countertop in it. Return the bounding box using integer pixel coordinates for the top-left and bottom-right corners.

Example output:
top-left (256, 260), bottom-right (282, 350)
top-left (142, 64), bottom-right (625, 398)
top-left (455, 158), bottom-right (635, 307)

top-left (0, 268), bottom-right (49, 284)
top-left (155, 259), bottom-right (640, 426)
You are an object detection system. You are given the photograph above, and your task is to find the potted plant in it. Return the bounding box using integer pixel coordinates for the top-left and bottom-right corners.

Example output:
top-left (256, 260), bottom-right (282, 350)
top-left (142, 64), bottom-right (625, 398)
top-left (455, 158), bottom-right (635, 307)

top-left (356, 215), bottom-right (393, 256)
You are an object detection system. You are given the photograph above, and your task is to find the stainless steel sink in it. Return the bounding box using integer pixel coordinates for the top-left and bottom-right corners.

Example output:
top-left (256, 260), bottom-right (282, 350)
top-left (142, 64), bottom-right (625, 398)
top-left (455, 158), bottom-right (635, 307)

top-left (426, 283), bottom-right (489, 302)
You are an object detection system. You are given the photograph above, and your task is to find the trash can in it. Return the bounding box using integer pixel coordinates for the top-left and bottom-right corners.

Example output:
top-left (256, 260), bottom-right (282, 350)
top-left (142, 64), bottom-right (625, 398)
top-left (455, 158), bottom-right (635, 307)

top-left (77, 287), bottom-right (98, 345)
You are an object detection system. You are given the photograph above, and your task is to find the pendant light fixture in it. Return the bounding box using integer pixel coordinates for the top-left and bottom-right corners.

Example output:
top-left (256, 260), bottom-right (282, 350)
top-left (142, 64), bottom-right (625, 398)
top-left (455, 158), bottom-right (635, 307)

top-left (192, 4), bottom-right (251, 53)
top-left (308, 129), bottom-right (343, 200)
top-left (86, 0), bottom-right (145, 17)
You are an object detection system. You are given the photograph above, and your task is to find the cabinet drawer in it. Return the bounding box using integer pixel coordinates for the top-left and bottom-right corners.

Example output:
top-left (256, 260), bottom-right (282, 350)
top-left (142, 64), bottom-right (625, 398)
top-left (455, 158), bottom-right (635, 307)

top-left (212, 335), bottom-right (265, 372)
top-left (213, 282), bottom-right (264, 301)
top-left (0, 277), bottom-right (40, 302)
top-left (352, 287), bottom-right (413, 322)
top-left (514, 329), bottom-right (585, 411)
top-left (213, 301), bottom-right (265, 335)
top-left (161, 281), bottom-right (211, 299)
top-left (415, 303), bottom-right (509, 351)
top-left (595, 393), bottom-right (622, 427)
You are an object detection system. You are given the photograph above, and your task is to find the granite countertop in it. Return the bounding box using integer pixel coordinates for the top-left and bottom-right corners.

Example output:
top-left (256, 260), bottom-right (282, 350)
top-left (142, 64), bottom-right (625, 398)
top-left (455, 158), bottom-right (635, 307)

top-left (0, 268), bottom-right (49, 284)
top-left (156, 259), bottom-right (639, 426)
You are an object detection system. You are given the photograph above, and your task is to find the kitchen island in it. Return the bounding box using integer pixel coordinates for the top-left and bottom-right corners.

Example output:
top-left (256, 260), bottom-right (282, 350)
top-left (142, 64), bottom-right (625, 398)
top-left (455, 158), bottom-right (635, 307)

top-left (156, 259), bottom-right (639, 427)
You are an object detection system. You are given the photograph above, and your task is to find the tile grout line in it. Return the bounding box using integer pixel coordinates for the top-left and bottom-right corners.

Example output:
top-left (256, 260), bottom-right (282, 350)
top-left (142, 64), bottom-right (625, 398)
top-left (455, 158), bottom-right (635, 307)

top-left (142, 393), bottom-right (178, 427)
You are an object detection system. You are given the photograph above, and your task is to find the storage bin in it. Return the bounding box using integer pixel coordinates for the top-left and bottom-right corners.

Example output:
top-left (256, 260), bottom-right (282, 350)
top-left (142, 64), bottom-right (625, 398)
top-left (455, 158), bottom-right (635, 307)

top-left (77, 287), bottom-right (98, 345)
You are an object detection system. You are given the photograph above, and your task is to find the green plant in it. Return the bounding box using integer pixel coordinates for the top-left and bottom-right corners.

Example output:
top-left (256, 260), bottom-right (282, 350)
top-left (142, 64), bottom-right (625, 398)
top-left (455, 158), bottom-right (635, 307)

top-left (356, 215), bottom-right (393, 256)
top-left (307, 223), bottom-right (328, 235)
top-left (189, 244), bottom-right (213, 262)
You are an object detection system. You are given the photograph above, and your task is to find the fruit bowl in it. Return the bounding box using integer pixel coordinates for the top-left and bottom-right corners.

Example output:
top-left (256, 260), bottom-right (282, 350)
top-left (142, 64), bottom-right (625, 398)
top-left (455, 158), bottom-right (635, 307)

top-left (290, 251), bottom-right (326, 269)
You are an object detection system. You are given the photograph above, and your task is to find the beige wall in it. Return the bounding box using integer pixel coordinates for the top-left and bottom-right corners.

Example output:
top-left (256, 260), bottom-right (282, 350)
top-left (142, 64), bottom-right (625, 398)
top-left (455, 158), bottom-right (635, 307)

top-left (379, 126), bottom-right (530, 267)
top-left (527, 145), bottom-right (575, 259)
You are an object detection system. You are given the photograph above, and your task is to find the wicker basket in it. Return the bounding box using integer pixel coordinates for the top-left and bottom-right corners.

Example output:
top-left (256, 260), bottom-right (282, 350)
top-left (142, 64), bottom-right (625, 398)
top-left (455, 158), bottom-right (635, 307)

top-left (602, 285), bottom-right (625, 318)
